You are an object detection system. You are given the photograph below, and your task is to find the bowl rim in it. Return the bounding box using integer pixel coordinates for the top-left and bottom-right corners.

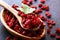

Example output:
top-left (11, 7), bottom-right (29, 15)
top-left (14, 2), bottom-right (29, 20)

top-left (0, 9), bottom-right (46, 39)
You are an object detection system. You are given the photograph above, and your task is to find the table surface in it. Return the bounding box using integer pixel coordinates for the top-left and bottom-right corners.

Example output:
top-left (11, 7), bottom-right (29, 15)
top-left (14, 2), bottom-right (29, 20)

top-left (0, 0), bottom-right (60, 40)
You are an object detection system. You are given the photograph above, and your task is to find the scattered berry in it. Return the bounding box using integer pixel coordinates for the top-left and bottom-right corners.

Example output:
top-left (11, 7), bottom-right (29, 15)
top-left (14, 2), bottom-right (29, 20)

top-left (45, 12), bottom-right (51, 18)
top-left (30, 5), bottom-right (37, 9)
top-left (56, 28), bottom-right (60, 34)
top-left (50, 34), bottom-right (56, 37)
top-left (48, 24), bottom-right (53, 29)
top-left (47, 29), bottom-right (51, 34)
top-left (40, 0), bottom-right (45, 3)
top-left (38, 4), bottom-right (43, 7)
top-left (56, 36), bottom-right (60, 40)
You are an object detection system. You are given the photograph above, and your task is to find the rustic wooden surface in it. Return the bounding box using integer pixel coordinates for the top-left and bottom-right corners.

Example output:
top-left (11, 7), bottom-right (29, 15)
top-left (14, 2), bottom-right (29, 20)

top-left (0, 0), bottom-right (60, 40)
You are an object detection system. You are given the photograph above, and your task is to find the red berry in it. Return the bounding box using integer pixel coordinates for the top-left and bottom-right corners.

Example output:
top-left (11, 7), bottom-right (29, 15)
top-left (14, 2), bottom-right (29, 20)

top-left (50, 34), bottom-right (56, 37)
top-left (13, 37), bottom-right (18, 40)
top-left (14, 24), bottom-right (20, 31)
top-left (41, 5), bottom-right (46, 10)
top-left (45, 5), bottom-right (49, 11)
top-left (52, 21), bottom-right (56, 25)
top-left (22, 31), bottom-right (26, 35)
top-left (5, 14), bottom-right (11, 22)
top-left (6, 36), bottom-right (12, 40)
top-left (24, 25), bottom-right (31, 30)
top-left (8, 22), bottom-right (13, 28)
top-left (56, 28), bottom-right (60, 34)
top-left (22, 0), bottom-right (28, 2)
top-left (22, 17), bottom-right (26, 23)
top-left (12, 4), bottom-right (18, 9)
top-left (38, 4), bottom-right (43, 7)
top-left (35, 9), bottom-right (42, 14)
top-left (38, 14), bottom-right (46, 21)
top-left (10, 17), bottom-right (15, 23)
top-left (56, 36), bottom-right (60, 40)
top-left (40, 0), bottom-right (45, 3)
top-left (47, 19), bottom-right (52, 25)
top-left (30, 5), bottom-right (37, 9)
top-left (34, 0), bottom-right (37, 1)
top-left (45, 12), bottom-right (51, 18)
top-left (48, 24), bottom-right (53, 29)
top-left (29, 0), bottom-right (33, 4)
top-left (47, 29), bottom-right (51, 34)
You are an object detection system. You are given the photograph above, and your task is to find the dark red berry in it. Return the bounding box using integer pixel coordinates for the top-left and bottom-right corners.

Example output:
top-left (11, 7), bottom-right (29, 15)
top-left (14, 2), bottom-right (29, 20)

top-left (8, 22), bottom-right (13, 28)
top-left (10, 17), bottom-right (15, 23)
top-left (56, 28), bottom-right (60, 34)
top-left (47, 29), bottom-right (51, 34)
top-left (12, 4), bottom-right (18, 9)
top-left (22, 31), bottom-right (26, 35)
top-left (56, 36), bottom-right (60, 40)
top-left (45, 5), bottom-right (49, 11)
top-left (35, 9), bottom-right (42, 14)
top-left (47, 19), bottom-right (52, 25)
top-left (6, 36), bottom-right (12, 40)
top-left (29, 0), bottom-right (33, 4)
top-left (22, 0), bottom-right (28, 2)
top-left (52, 21), bottom-right (56, 25)
top-left (30, 5), bottom-right (37, 9)
top-left (40, 0), bottom-right (45, 3)
top-left (41, 5), bottom-right (46, 10)
top-left (48, 24), bottom-right (53, 29)
top-left (34, 0), bottom-right (37, 1)
top-left (38, 4), bottom-right (43, 7)
top-left (50, 34), bottom-right (56, 37)
top-left (13, 37), bottom-right (18, 40)
top-left (45, 12), bottom-right (51, 18)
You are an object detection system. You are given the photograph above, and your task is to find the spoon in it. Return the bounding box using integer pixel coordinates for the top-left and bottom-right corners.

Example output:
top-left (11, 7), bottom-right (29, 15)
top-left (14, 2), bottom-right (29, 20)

top-left (0, 0), bottom-right (44, 31)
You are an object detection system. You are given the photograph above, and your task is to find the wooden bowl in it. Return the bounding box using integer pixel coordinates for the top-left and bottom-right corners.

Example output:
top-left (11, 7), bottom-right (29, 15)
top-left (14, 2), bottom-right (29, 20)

top-left (0, 9), bottom-right (46, 40)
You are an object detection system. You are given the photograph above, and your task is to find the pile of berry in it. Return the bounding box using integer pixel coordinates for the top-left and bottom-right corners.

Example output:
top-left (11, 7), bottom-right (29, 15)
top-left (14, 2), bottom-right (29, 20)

top-left (4, 0), bottom-right (60, 40)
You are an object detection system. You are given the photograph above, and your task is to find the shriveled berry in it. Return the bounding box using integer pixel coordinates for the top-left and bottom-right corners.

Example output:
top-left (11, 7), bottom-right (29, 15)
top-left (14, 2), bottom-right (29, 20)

top-left (12, 4), bottom-right (18, 9)
top-left (56, 36), bottom-right (60, 40)
top-left (48, 24), bottom-right (53, 29)
top-left (40, 0), bottom-right (45, 3)
top-left (30, 5), bottom-right (37, 9)
top-left (24, 19), bottom-right (31, 25)
top-left (47, 19), bottom-right (52, 25)
top-left (52, 21), bottom-right (56, 25)
top-left (24, 25), bottom-right (31, 30)
top-left (38, 14), bottom-right (46, 21)
top-left (38, 4), bottom-right (43, 7)
top-left (50, 34), bottom-right (56, 37)
top-left (41, 5), bottom-right (46, 10)
top-left (13, 37), bottom-right (18, 40)
top-left (29, 0), bottom-right (33, 4)
top-left (8, 22), bottom-right (13, 28)
top-left (56, 28), bottom-right (60, 34)
top-left (22, 31), bottom-right (26, 35)
top-left (35, 9), bottom-right (42, 14)
top-left (34, 0), bottom-right (37, 1)
top-left (47, 29), bottom-right (51, 34)
top-left (45, 12), bottom-right (51, 18)
top-left (4, 14), bottom-right (11, 22)
top-left (22, 0), bottom-right (28, 4)
top-left (45, 5), bottom-right (49, 11)
top-left (14, 24), bottom-right (20, 31)
top-left (40, 22), bottom-right (45, 29)
top-left (22, 0), bottom-right (28, 2)
top-left (10, 17), bottom-right (15, 23)
top-left (6, 36), bottom-right (12, 40)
